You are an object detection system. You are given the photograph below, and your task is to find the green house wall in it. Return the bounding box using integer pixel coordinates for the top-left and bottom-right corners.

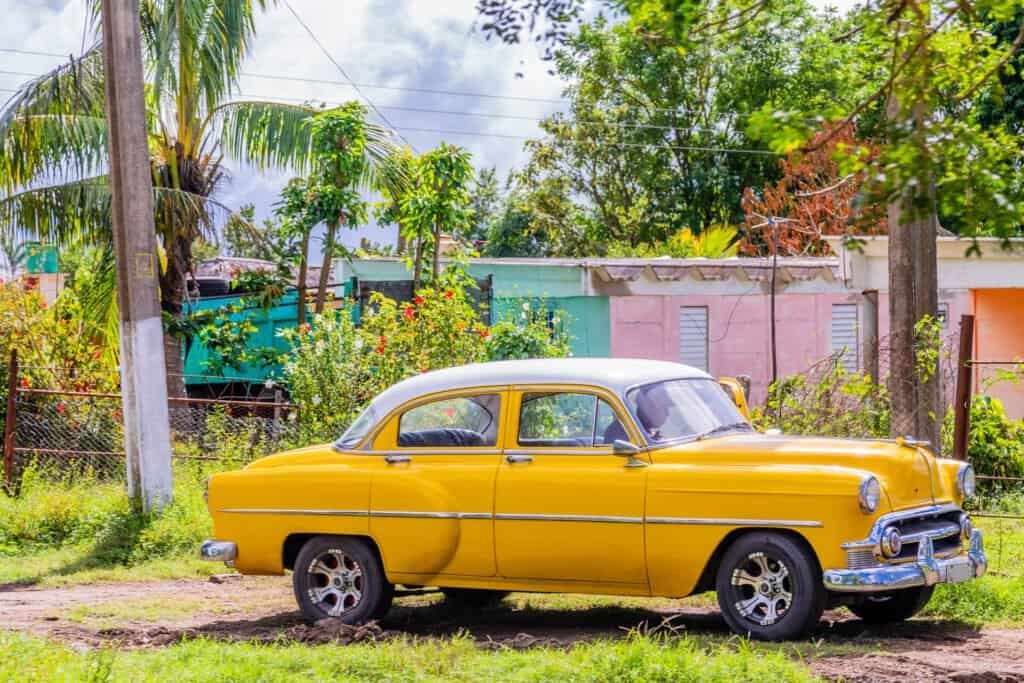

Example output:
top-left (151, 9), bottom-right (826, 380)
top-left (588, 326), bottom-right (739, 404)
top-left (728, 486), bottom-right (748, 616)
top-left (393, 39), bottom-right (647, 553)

top-left (342, 259), bottom-right (611, 358)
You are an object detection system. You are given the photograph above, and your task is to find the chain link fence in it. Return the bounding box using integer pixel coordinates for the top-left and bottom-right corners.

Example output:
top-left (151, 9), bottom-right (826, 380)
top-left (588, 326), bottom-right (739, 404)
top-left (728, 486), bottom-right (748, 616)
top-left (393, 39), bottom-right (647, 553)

top-left (4, 385), bottom-right (299, 488)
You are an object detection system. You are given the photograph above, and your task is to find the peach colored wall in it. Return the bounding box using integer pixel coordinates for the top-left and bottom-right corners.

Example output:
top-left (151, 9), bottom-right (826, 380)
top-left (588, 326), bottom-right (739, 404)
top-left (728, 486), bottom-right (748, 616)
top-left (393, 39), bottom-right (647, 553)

top-left (610, 293), bottom-right (860, 405)
top-left (972, 289), bottom-right (1024, 419)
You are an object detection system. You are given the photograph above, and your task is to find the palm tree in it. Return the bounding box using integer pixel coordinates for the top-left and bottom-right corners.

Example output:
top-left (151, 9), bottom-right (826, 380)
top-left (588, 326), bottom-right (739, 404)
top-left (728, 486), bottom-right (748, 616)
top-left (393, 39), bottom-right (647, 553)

top-left (0, 0), bottom-right (399, 395)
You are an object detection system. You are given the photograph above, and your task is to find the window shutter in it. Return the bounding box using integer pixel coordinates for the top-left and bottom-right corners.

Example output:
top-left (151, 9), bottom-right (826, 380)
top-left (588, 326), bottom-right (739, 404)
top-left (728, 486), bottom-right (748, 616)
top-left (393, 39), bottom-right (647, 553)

top-left (830, 304), bottom-right (859, 372)
top-left (679, 306), bottom-right (709, 372)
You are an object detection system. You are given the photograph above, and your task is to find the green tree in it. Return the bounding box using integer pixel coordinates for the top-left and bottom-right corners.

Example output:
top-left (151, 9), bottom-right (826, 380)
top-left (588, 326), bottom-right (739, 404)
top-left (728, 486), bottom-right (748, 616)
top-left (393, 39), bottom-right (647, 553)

top-left (223, 204), bottom-right (278, 261)
top-left (515, 7), bottom-right (859, 253)
top-left (0, 1), bottom-right (396, 395)
top-left (379, 144), bottom-right (474, 283)
top-left (466, 166), bottom-right (502, 243)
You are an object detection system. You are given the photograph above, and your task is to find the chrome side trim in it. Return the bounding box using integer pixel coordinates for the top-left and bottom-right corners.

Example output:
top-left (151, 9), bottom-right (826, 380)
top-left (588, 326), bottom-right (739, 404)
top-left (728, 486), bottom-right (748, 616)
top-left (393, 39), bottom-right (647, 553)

top-left (645, 516), bottom-right (824, 528)
top-left (495, 512), bottom-right (642, 524)
top-left (220, 508), bottom-right (367, 517)
top-left (379, 449), bottom-right (502, 456)
top-left (372, 510), bottom-right (492, 520)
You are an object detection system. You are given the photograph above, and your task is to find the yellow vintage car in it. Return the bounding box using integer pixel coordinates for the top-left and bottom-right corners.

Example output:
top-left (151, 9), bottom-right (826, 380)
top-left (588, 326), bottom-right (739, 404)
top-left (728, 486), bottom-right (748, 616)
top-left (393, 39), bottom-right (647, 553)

top-left (201, 358), bottom-right (985, 640)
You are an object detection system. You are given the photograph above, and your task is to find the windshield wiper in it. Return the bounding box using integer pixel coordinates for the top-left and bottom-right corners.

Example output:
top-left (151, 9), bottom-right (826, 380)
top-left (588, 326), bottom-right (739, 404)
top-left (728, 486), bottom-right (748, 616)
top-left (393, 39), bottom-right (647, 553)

top-left (695, 422), bottom-right (753, 441)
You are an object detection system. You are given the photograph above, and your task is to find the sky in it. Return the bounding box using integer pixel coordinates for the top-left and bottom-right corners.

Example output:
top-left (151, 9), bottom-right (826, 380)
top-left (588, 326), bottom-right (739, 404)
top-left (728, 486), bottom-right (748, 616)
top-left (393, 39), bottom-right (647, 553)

top-left (0, 0), bottom-right (859, 252)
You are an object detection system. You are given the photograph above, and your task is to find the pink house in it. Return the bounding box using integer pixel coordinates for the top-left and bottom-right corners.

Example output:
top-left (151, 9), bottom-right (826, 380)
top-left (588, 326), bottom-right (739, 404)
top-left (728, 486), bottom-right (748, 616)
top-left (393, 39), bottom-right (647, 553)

top-left (581, 237), bottom-right (1024, 417)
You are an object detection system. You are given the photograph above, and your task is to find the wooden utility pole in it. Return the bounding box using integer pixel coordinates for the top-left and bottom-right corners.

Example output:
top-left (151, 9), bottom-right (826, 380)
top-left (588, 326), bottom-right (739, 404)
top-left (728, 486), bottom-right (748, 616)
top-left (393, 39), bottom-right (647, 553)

top-left (862, 289), bottom-right (880, 383)
top-left (952, 314), bottom-right (975, 460)
top-left (100, 0), bottom-right (174, 511)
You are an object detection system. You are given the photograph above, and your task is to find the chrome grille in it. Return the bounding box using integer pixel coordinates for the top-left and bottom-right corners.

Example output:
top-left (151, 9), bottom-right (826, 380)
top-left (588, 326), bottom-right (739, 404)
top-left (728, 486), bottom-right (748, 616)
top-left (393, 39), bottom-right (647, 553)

top-left (846, 548), bottom-right (879, 570)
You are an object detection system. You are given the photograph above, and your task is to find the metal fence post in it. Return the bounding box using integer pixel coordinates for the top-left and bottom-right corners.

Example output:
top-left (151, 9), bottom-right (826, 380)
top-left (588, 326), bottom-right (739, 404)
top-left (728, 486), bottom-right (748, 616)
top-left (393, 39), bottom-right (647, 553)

top-left (952, 314), bottom-right (975, 461)
top-left (4, 350), bottom-right (18, 490)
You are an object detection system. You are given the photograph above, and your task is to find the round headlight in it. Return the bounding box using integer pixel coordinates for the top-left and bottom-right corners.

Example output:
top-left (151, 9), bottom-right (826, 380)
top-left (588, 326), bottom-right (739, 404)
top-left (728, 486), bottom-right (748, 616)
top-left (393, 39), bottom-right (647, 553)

top-left (880, 527), bottom-right (903, 558)
top-left (959, 512), bottom-right (973, 542)
top-left (859, 476), bottom-right (881, 514)
top-left (957, 464), bottom-right (976, 499)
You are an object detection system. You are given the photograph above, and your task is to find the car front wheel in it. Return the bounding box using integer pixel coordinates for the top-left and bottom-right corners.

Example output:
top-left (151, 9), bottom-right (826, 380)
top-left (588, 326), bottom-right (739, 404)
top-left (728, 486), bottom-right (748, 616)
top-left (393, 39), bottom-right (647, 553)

top-left (715, 532), bottom-right (826, 641)
top-left (848, 586), bottom-right (934, 624)
top-left (292, 536), bottom-right (392, 624)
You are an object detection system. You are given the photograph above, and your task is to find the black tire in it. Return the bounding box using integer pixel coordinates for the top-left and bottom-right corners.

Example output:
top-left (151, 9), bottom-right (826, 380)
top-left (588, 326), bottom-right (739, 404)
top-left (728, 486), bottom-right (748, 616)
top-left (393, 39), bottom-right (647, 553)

top-left (292, 536), bottom-right (392, 624)
top-left (715, 532), bottom-right (826, 641)
top-left (440, 588), bottom-right (509, 609)
top-left (848, 586), bottom-right (934, 624)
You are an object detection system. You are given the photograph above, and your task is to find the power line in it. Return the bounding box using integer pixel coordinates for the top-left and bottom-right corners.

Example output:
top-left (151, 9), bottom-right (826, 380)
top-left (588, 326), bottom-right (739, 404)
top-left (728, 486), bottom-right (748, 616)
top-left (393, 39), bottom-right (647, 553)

top-left (242, 71), bottom-right (568, 105)
top-left (0, 48), bottom-right (69, 58)
top-left (235, 91), bottom-right (727, 134)
top-left (280, 0), bottom-right (415, 151)
top-left (0, 70), bottom-right (41, 79)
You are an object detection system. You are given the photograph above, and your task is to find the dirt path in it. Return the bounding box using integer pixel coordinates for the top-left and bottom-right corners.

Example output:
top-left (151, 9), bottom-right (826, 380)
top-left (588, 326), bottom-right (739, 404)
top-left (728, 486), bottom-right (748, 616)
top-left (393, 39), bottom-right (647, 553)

top-left (2, 576), bottom-right (1023, 682)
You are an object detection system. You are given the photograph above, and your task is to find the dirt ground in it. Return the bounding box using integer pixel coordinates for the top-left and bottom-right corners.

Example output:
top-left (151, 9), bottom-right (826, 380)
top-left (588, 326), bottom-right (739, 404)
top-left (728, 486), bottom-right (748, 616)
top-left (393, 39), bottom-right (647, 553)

top-left (2, 576), bottom-right (1023, 682)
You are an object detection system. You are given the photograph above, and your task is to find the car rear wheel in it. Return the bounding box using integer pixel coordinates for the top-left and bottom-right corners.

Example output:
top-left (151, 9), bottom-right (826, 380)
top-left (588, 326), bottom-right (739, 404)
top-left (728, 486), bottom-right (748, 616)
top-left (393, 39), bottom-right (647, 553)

top-left (848, 586), bottom-right (934, 624)
top-left (715, 532), bottom-right (825, 641)
top-left (293, 536), bottom-right (392, 624)
top-left (441, 588), bottom-right (509, 609)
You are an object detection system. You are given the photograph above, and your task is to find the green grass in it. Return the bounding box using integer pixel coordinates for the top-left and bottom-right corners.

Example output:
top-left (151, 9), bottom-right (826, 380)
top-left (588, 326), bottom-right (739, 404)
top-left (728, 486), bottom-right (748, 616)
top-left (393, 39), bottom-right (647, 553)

top-left (0, 632), bottom-right (821, 683)
top-left (922, 517), bottom-right (1024, 626)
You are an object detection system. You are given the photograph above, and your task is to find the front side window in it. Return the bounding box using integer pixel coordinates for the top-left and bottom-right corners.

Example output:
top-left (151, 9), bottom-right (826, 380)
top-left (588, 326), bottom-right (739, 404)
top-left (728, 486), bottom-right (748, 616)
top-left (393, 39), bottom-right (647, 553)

top-left (398, 394), bottom-right (500, 447)
top-left (518, 392), bottom-right (628, 447)
top-left (337, 405), bottom-right (378, 449)
top-left (627, 378), bottom-right (751, 445)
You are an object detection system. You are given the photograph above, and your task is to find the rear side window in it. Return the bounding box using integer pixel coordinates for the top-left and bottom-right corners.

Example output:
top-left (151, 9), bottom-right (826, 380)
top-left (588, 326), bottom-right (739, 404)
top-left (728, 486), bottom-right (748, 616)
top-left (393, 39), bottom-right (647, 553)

top-left (518, 393), bottom-right (627, 448)
top-left (398, 394), bottom-right (500, 447)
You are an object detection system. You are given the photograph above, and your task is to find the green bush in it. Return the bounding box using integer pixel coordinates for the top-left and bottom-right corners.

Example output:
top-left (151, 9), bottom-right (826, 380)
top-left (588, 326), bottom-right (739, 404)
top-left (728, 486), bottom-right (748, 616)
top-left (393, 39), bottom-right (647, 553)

top-left (280, 268), bottom-right (569, 444)
top-left (961, 396), bottom-right (1024, 481)
top-left (0, 464), bottom-right (212, 565)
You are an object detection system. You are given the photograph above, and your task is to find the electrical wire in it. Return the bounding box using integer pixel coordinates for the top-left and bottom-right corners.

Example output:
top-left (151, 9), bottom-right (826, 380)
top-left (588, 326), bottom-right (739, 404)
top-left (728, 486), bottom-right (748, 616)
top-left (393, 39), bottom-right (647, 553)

top-left (280, 0), bottom-right (415, 150)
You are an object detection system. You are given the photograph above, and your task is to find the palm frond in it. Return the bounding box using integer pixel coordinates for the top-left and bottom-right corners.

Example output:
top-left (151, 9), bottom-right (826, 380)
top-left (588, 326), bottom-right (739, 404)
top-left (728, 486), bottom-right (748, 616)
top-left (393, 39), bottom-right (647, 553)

top-left (213, 99), bottom-right (317, 172)
top-left (0, 44), bottom-right (105, 125)
top-left (0, 114), bottom-right (108, 193)
top-left (0, 176), bottom-right (112, 247)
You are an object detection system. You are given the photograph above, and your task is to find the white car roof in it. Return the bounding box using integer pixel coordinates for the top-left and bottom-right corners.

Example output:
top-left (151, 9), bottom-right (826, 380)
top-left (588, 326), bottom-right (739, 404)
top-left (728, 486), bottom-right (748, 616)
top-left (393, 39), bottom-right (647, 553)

top-left (366, 358), bottom-right (711, 420)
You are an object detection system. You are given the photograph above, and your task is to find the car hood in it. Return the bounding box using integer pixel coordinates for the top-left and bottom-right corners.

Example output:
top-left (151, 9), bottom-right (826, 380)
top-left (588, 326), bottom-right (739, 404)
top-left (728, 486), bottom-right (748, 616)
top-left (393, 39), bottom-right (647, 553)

top-left (669, 433), bottom-right (940, 511)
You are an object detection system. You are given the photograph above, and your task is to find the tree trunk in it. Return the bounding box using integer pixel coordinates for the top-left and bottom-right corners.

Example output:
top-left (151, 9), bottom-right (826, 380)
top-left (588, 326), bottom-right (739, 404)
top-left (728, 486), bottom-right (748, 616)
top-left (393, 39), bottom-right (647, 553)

top-left (412, 234), bottom-right (425, 285)
top-left (431, 220), bottom-right (442, 281)
top-left (887, 197), bottom-right (917, 439)
top-left (914, 186), bottom-right (941, 450)
top-left (296, 232), bottom-right (310, 326)
top-left (315, 220), bottom-right (338, 314)
top-left (158, 234), bottom-right (190, 398)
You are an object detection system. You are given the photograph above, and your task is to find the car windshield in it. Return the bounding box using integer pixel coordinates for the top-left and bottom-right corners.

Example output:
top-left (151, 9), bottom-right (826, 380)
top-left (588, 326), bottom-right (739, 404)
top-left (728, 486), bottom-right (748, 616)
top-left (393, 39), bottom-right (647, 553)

top-left (335, 405), bottom-right (379, 449)
top-left (626, 378), bottom-right (752, 444)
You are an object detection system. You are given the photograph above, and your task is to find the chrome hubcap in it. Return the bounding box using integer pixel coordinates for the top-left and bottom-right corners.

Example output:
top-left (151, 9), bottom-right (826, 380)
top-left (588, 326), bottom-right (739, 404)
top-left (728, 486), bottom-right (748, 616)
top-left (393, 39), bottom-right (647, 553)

top-left (307, 548), bottom-right (363, 617)
top-left (731, 551), bottom-right (793, 626)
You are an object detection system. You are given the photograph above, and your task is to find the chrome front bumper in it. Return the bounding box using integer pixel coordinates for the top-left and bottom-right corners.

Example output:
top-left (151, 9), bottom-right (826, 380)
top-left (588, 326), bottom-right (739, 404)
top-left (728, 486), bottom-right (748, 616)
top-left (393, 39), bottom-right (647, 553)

top-left (200, 540), bottom-right (238, 563)
top-left (823, 529), bottom-right (986, 593)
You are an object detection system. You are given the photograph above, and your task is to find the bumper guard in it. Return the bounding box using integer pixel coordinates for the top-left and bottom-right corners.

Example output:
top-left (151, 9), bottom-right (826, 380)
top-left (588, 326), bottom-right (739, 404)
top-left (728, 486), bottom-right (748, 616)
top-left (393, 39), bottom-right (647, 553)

top-left (200, 540), bottom-right (238, 563)
top-left (823, 528), bottom-right (986, 593)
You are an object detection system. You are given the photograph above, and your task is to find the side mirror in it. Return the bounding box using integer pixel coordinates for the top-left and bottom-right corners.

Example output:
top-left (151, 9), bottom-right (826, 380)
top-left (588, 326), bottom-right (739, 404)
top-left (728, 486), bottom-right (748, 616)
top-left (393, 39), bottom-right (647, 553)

top-left (612, 440), bottom-right (647, 468)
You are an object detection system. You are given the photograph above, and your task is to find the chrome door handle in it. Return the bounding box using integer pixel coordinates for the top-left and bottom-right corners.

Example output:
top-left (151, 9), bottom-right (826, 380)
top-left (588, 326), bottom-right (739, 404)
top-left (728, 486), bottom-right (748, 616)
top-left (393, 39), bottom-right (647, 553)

top-left (505, 454), bottom-right (533, 464)
top-left (385, 454), bottom-right (411, 464)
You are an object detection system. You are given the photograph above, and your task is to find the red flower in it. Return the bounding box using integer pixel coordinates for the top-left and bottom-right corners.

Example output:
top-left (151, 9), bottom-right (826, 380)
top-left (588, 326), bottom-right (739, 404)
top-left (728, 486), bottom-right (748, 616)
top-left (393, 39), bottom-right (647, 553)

top-left (414, 295), bottom-right (424, 305)
top-left (93, 351), bottom-right (102, 361)
top-left (444, 290), bottom-right (454, 299)
top-left (378, 336), bottom-right (387, 345)
top-left (112, 409), bottom-right (122, 422)
top-left (57, 403), bottom-right (65, 414)
top-left (402, 306), bottom-right (415, 321)
top-left (20, 379), bottom-right (29, 389)
top-left (375, 345), bottom-right (385, 354)
top-left (479, 329), bottom-right (490, 339)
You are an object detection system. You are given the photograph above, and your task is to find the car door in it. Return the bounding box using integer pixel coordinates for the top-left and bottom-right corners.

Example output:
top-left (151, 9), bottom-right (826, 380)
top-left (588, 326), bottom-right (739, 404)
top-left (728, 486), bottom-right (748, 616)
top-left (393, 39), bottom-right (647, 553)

top-left (493, 386), bottom-right (649, 586)
top-left (367, 388), bottom-right (506, 578)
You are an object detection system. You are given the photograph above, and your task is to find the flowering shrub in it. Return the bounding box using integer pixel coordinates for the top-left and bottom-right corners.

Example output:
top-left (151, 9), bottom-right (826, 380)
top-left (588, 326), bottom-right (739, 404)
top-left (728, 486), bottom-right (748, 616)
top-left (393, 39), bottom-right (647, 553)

top-left (280, 269), bottom-right (569, 443)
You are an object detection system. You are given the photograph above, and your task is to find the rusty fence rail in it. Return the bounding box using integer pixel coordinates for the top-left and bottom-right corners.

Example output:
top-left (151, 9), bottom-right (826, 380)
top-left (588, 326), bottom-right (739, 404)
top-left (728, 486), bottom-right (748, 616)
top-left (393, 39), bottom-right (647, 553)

top-left (3, 352), bottom-right (300, 489)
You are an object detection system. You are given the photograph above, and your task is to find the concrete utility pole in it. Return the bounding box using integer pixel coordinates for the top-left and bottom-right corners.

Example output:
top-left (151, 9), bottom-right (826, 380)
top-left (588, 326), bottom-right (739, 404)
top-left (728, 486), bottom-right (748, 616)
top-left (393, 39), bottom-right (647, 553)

top-left (100, 0), bottom-right (174, 511)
